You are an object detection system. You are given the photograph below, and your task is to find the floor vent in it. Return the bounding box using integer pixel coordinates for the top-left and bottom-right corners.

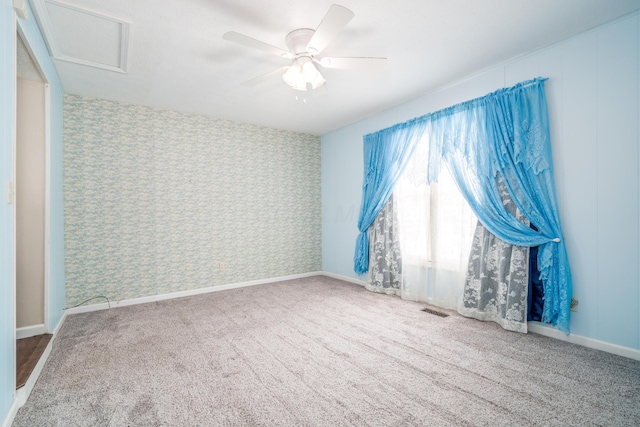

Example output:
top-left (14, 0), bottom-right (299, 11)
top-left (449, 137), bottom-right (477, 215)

top-left (421, 307), bottom-right (449, 318)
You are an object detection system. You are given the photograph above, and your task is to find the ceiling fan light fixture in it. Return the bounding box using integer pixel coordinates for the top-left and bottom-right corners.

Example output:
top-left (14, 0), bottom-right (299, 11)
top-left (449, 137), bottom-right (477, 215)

top-left (302, 61), bottom-right (319, 82)
top-left (293, 75), bottom-right (307, 91)
top-left (283, 58), bottom-right (323, 91)
top-left (310, 72), bottom-right (326, 89)
top-left (282, 64), bottom-right (301, 86)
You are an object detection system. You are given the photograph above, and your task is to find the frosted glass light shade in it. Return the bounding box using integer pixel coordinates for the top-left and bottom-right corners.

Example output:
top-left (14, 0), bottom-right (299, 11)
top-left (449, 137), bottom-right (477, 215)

top-left (302, 61), bottom-right (319, 82)
top-left (283, 59), bottom-right (324, 91)
top-left (311, 73), bottom-right (326, 89)
top-left (282, 64), bottom-right (301, 86)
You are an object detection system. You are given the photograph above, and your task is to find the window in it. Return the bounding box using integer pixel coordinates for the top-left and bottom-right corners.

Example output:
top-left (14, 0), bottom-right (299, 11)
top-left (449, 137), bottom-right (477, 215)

top-left (394, 138), bottom-right (476, 307)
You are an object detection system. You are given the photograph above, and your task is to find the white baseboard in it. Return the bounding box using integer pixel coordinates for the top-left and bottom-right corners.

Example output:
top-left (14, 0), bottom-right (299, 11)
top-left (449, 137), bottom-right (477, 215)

top-left (65, 271), bottom-right (325, 315)
top-left (321, 271), bottom-right (368, 286)
top-left (16, 324), bottom-right (45, 340)
top-left (528, 322), bottom-right (640, 361)
top-left (2, 311), bottom-right (67, 427)
top-left (51, 311), bottom-right (66, 336)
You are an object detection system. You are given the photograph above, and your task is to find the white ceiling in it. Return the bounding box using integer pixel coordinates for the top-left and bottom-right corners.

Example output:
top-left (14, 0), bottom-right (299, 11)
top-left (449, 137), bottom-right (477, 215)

top-left (34, 0), bottom-right (640, 135)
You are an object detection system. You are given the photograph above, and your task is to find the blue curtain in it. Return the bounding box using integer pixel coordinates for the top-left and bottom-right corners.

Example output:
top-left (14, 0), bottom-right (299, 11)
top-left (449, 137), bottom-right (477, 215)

top-left (353, 119), bottom-right (426, 274)
top-left (354, 78), bottom-right (572, 334)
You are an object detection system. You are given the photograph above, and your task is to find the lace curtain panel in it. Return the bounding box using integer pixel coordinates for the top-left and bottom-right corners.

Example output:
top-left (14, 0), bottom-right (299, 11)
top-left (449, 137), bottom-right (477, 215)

top-left (458, 175), bottom-right (530, 333)
top-left (366, 195), bottom-right (403, 295)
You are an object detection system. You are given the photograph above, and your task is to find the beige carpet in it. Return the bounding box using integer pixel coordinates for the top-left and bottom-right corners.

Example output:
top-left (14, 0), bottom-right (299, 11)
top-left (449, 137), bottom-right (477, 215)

top-left (13, 276), bottom-right (640, 426)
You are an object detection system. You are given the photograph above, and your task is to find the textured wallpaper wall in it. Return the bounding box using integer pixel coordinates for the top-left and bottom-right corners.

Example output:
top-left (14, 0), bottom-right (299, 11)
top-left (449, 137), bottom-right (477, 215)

top-left (64, 95), bottom-right (321, 305)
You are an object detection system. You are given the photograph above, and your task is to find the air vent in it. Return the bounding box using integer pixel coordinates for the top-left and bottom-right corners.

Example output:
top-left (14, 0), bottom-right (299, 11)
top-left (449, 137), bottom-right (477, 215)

top-left (421, 307), bottom-right (449, 318)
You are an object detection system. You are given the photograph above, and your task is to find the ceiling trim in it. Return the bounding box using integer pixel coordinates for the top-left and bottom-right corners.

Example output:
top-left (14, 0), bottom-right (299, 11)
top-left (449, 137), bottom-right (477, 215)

top-left (31, 0), bottom-right (130, 74)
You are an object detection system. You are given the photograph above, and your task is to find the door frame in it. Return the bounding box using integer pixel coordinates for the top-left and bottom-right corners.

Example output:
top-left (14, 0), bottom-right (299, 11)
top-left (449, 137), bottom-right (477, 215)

top-left (13, 18), bottom-right (52, 367)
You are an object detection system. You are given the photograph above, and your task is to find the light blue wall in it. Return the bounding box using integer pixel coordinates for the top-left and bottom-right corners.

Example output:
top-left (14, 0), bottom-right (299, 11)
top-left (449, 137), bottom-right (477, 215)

top-left (1, 0), bottom-right (65, 422)
top-left (47, 72), bottom-right (65, 332)
top-left (322, 14), bottom-right (640, 350)
top-left (321, 126), bottom-right (366, 279)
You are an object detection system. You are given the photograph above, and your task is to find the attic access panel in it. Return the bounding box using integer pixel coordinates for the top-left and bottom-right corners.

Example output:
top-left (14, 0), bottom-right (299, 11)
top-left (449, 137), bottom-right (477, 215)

top-left (32, 0), bottom-right (130, 73)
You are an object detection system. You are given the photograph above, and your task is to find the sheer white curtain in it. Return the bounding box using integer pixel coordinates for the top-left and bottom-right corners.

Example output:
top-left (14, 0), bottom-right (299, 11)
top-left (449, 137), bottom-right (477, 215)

top-left (395, 136), bottom-right (476, 308)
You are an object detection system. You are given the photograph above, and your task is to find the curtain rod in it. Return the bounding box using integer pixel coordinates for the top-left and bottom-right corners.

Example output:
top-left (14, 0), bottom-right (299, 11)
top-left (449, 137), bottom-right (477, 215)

top-left (364, 77), bottom-right (548, 139)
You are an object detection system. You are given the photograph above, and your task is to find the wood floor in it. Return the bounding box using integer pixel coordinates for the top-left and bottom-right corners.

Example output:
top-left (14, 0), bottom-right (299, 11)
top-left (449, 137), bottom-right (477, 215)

top-left (16, 334), bottom-right (52, 389)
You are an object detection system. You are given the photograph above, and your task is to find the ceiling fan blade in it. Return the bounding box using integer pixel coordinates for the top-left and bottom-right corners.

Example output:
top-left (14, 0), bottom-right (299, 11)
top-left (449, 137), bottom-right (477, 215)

top-left (223, 31), bottom-right (292, 58)
top-left (306, 4), bottom-right (354, 55)
top-left (241, 67), bottom-right (287, 87)
top-left (317, 56), bottom-right (388, 70)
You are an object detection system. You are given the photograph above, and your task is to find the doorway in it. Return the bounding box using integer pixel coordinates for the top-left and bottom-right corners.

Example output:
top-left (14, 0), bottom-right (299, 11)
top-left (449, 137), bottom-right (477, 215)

top-left (15, 28), bottom-right (51, 390)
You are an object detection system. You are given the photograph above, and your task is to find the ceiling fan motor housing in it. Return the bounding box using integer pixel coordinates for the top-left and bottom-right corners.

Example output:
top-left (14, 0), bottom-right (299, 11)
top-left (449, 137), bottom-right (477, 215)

top-left (285, 28), bottom-right (316, 56)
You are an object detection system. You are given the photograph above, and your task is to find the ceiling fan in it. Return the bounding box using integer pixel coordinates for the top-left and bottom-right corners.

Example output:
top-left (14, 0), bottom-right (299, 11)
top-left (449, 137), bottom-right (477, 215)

top-left (222, 4), bottom-right (387, 92)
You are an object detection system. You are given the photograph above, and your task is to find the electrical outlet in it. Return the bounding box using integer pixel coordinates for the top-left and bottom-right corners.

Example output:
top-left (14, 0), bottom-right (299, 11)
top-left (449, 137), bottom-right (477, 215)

top-left (219, 262), bottom-right (225, 272)
top-left (570, 297), bottom-right (578, 312)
